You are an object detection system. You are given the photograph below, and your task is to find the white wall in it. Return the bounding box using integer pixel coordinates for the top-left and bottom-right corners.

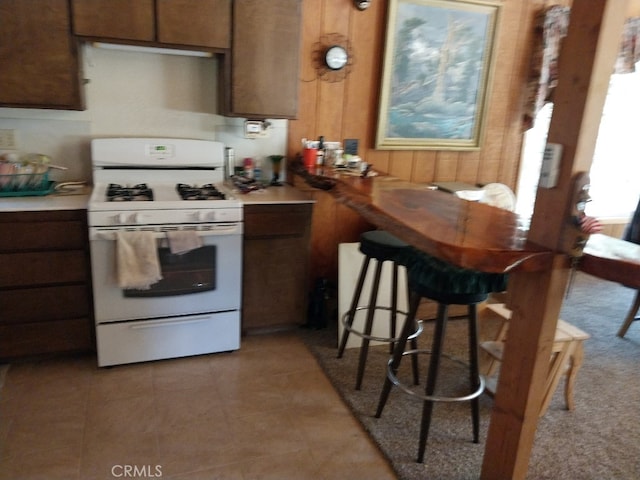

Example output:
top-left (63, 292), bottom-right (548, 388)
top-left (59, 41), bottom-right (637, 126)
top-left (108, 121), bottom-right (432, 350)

top-left (0, 44), bottom-right (288, 184)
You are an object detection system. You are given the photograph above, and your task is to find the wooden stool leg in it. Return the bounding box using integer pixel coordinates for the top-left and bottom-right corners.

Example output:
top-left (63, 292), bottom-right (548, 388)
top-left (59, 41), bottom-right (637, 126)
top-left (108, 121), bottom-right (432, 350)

top-left (564, 341), bottom-right (584, 411)
top-left (405, 275), bottom-right (420, 386)
top-left (390, 262), bottom-right (399, 354)
top-left (539, 342), bottom-right (572, 417)
top-left (355, 260), bottom-right (383, 390)
top-left (618, 290), bottom-right (640, 338)
top-left (337, 256), bottom-right (371, 358)
top-left (467, 304), bottom-right (481, 443)
top-left (375, 291), bottom-right (421, 418)
top-left (417, 303), bottom-right (448, 463)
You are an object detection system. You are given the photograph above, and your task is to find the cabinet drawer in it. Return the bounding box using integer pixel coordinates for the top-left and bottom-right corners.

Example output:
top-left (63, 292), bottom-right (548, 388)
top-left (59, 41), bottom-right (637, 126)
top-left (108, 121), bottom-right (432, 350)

top-left (0, 318), bottom-right (93, 359)
top-left (0, 285), bottom-right (91, 325)
top-left (0, 251), bottom-right (88, 288)
top-left (244, 204), bottom-right (311, 238)
top-left (0, 220), bottom-right (86, 251)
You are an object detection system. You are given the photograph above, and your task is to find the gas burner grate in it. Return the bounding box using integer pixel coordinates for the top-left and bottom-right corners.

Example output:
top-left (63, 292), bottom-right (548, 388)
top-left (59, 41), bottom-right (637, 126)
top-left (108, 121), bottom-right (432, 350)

top-left (107, 183), bottom-right (154, 202)
top-left (176, 183), bottom-right (226, 200)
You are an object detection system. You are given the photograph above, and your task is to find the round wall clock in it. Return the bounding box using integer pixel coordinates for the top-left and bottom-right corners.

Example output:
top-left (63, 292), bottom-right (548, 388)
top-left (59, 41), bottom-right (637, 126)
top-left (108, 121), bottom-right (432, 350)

top-left (312, 33), bottom-right (353, 83)
top-left (325, 45), bottom-right (348, 70)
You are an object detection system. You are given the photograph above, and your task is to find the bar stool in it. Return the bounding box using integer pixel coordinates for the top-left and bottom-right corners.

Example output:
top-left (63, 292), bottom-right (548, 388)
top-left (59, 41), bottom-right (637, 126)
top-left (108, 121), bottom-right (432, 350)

top-left (337, 230), bottom-right (422, 390)
top-left (375, 248), bottom-right (507, 463)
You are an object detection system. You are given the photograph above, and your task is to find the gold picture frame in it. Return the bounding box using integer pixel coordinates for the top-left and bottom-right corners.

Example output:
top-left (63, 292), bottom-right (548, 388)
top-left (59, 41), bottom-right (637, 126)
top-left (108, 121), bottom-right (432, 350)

top-left (376, 0), bottom-right (501, 150)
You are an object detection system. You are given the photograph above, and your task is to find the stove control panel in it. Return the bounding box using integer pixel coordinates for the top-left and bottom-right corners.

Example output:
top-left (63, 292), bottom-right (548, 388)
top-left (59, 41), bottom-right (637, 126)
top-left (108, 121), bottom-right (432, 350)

top-left (88, 208), bottom-right (243, 227)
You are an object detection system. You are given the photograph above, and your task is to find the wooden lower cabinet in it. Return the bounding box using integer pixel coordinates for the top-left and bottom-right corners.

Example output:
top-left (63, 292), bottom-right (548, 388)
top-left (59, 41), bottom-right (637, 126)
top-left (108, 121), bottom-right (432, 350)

top-left (0, 210), bottom-right (94, 359)
top-left (242, 203), bottom-right (312, 333)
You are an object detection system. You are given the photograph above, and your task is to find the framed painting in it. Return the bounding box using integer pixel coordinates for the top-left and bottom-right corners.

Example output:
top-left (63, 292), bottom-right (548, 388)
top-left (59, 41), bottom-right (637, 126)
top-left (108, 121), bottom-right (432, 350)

top-left (375, 0), bottom-right (501, 150)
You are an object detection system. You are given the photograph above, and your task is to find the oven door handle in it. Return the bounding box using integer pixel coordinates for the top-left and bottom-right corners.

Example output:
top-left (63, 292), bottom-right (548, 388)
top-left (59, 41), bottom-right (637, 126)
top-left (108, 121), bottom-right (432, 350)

top-left (129, 316), bottom-right (212, 329)
top-left (90, 225), bottom-right (241, 241)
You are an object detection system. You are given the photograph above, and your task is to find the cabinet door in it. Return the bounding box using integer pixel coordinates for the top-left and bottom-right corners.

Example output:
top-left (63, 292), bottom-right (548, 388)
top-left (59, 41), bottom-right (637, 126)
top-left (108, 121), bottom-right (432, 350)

top-left (0, 0), bottom-right (84, 110)
top-left (242, 204), bottom-right (312, 331)
top-left (157, 0), bottom-right (231, 49)
top-left (230, 0), bottom-right (301, 118)
top-left (71, 0), bottom-right (155, 41)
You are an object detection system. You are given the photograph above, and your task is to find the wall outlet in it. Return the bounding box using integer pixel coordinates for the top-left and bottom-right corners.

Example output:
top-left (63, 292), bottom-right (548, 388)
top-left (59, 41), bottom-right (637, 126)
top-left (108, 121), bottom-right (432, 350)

top-left (0, 129), bottom-right (17, 149)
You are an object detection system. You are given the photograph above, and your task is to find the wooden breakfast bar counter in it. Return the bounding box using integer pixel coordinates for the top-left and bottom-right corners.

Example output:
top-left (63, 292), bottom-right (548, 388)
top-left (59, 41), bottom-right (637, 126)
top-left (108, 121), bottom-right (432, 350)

top-left (293, 161), bottom-right (640, 478)
top-left (295, 163), bottom-right (640, 282)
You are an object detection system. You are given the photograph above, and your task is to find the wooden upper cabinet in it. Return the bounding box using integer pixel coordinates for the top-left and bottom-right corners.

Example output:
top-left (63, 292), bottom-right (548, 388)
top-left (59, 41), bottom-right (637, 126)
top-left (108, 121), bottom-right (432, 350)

top-left (71, 0), bottom-right (230, 49)
top-left (228, 0), bottom-right (301, 119)
top-left (71, 0), bottom-right (155, 42)
top-left (0, 0), bottom-right (84, 110)
top-left (157, 0), bottom-right (230, 48)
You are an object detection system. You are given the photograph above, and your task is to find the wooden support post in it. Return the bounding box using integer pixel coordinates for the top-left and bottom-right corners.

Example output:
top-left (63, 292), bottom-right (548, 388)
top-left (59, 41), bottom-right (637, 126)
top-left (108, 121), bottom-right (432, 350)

top-left (481, 1), bottom-right (629, 478)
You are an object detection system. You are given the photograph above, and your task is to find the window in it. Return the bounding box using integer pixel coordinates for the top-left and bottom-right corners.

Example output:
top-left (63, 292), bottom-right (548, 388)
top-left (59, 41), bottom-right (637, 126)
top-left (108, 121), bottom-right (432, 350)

top-left (518, 66), bottom-right (640, 222)
top-left (588, 68), bottom-right (640, 218)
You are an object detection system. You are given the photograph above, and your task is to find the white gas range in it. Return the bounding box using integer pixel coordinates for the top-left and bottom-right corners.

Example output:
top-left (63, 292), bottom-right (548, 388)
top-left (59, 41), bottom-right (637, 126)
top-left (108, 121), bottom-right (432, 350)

top-left (88, 138), bottom-right (243, 367)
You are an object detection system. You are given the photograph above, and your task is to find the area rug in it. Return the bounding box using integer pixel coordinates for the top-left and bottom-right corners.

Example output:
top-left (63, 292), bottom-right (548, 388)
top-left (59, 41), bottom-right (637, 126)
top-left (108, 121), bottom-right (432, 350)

top-left (300, 272), bottom-right (640, 480)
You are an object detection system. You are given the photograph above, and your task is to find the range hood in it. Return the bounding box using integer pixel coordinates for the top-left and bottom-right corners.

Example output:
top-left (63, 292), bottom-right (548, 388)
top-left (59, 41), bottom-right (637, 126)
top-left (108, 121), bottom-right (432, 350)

top-left (92, 42), bottom-right (213, 58)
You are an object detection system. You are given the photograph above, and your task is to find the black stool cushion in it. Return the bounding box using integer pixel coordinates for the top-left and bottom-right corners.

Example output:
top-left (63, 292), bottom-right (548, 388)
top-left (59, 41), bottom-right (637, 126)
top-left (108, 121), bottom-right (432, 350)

top-left (397, 247), bottom-right (508, 305)
top-left (359, 230), bottom-right (410, 261)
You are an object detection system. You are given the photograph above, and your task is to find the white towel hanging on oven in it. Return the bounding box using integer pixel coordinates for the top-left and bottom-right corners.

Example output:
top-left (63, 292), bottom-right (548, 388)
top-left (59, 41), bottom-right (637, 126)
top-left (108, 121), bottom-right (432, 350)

top-left (166, 230), bottom-right (203, 255)
top-left (116, 231), bottom-right (163, 290)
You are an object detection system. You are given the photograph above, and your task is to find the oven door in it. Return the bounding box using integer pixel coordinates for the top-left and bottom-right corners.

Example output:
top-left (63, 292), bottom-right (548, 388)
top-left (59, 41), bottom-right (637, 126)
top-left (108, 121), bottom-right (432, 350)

top-left (89, 225), bottom-right (242, 323)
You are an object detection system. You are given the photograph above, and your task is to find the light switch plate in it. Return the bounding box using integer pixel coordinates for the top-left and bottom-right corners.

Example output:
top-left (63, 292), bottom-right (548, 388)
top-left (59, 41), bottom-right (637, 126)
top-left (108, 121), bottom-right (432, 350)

top-left (539, 143), bottom-right (562, 188)
top-left (244, 120), bottom-right (269, 139)
top-left (0, 129), bottom-right (17, 149)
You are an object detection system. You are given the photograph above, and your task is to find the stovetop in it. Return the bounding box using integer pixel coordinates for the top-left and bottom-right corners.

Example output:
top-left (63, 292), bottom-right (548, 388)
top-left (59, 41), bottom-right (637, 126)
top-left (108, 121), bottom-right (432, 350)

top-left (104, 182), bottom-right (229, 202)
top-left (176, 183), bottom-right (227, 201)
top-left (88, 138), bottom-right (242, 226)
top-left (107, 183), bottom-right (155, 202)
top-left (89, 182), bottom-right (240, 210)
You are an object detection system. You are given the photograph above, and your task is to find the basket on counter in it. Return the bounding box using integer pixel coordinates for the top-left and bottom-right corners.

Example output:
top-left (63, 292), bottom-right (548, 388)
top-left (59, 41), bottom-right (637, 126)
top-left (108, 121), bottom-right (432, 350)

top-left (0, 170), bottom-right (55, 197)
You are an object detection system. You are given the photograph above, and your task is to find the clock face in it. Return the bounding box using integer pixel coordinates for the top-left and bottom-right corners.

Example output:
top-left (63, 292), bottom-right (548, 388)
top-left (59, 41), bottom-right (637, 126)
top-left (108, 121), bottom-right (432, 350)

top-left (325, 45), bottom-right (348, 70)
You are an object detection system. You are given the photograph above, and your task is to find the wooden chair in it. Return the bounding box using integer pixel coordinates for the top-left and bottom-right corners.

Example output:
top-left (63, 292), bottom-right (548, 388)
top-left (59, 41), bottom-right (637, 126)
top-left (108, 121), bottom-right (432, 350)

top-left (479, 303), bottom-right (590, 416)
top-left (619, 198), bottom-right (640, 338)
top-left (617, 290), bottom-right (640, 338)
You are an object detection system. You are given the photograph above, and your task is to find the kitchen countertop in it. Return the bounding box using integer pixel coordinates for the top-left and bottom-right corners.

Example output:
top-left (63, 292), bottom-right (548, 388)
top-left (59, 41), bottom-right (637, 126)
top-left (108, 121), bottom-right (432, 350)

top-left (0, 186), bottom-right (91, 212)
top-left (0, 183), bottom-right (313, 212)
top-left (230, 182), bottom-right (314, 205)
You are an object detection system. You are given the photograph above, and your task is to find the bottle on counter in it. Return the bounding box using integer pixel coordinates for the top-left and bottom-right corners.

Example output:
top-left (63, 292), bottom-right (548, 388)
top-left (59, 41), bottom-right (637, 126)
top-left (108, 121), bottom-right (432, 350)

top-left (243, 157), bottom-right (254, 179)
top-left (253, 158), bottom-right (262, 182)
top-left (225, 147), bottom-right (235, 179)
top-left (316, 136), bottom-right (325, 166)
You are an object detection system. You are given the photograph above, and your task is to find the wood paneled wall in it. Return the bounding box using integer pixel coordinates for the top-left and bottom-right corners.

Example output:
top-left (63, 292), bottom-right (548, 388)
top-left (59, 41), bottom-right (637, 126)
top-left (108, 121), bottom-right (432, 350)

top-left (288, 0), bottom-right (578, 285)
top-left (288, 0), bottom-right (570, 190)
top-left (289, 0), bottom-right (635, 285)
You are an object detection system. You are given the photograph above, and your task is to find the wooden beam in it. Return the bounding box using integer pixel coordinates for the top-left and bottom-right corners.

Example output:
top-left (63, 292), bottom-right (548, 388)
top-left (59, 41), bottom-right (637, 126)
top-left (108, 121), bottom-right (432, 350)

top-left (481, 1), bottom-right (629, 478)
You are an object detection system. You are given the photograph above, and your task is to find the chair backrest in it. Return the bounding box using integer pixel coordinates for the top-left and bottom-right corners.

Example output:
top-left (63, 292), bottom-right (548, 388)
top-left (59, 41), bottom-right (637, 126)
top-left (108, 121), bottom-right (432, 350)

top-left (479, 183), bottom-right (517, 212)
top-left (624, 197), bottom-right (640, 245)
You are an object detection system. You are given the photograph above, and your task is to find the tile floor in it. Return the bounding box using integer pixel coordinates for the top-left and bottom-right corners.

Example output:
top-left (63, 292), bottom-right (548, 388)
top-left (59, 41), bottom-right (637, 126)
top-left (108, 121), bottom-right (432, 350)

top-left (0, 332), bottom-right (397, 480)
